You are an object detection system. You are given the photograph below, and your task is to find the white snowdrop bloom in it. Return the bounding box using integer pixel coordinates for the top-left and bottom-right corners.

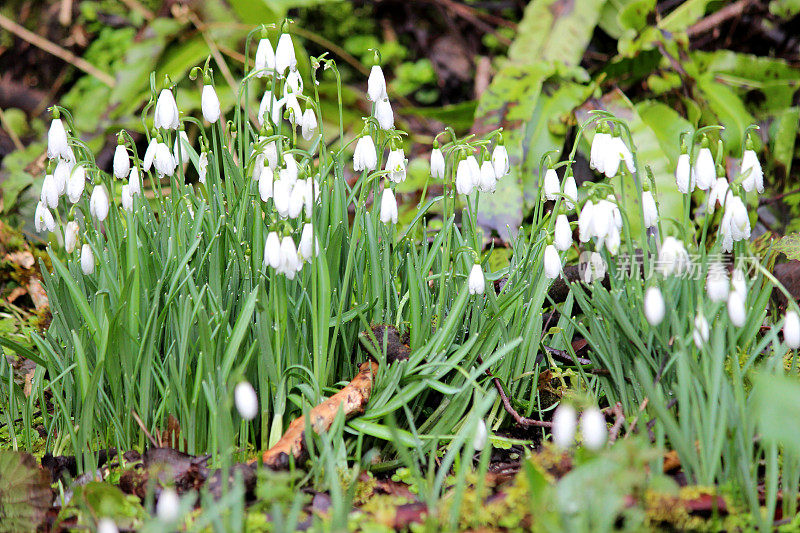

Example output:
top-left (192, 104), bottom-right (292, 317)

top-left (234, 381), bottom-right (259, 420)
top-left (301, 108), bottom-right (318, 140)
top-left (154, 142), bottom-right (176, 176)
top-left (430, 147), bottom-right (445, 179)
top-left (467, 155), bottom-right (480, 182)
top-left (375, 98), bottom-right (394, 130)
top-left (642, 190), bottom-right (658, 228)
top-left (154, 89), bottom-right (179, 130)
top-left (97, 518), bottom-right (118, 533)
top-left (578, 200), bottom-right (595, 243)
top-left (644, 286), bottom-right (666, 326)
top-left (543, 168), bottom-right (559, 201)
top-left (492, 144), bottom-right (509, 178)
top-left (675, 152), bottom-right (694, 193)
top-left (719, 194), bottom-right (750, 252)
top-left (275, 33), bottom-right (297, 76)
top-left (694, 147), bottom-right (715, 190)
top-left (173, 131), bottom-right (190, 164)
top-left (279, 236), bottom-right (301, 279)
top-left (254, 38), bottom-right (275, 77)
top-left (455, 159), bottom-right (476, 195)
top-left (589, 131), bottom-right (610, 174)
top-left (563, 175), bottom-right (577, 210)
top-left (272, 179), bottom-right (292, 218)
top-left (284, 69), bottom-right (304, 96)
top-left (263, 140), bottom-right (278, 170)
top-left (552, 404), bottom-right (577, 448)
top-left (657, 237), bottom-right (690, 276)
top-left (279, 153), bottom-right (299, 185)
top-left (113, 144), bottom-right (130, 179)
top-left (580, 407), bottom-right (607, 450)
top-left (41, 174), bottom-right (59, 209)
top-left (283, 93), bottom-right (302, 125)
top-left (706, 263), bottom-right (729, 302)
top-left (353, 136), bottom-right (378, 172)
top-left (287, 183), bottom-right (305, 219)
top-left (48, 117), bottom-right (71, 160)
top-left (258, 166), bottom-right (274, 201)
top-left (707, 177), bottom-right (729, 214)
top-left (385, 149), bottom-right (407, 183)
top-left (54, 159), bottom-right (70, 195)
top-left (301, 178), bottom-right (320, 218)
top-left (198, 152), bottom-right (208, 184)
top-left (727, 289), bottom-right (747, 327)
top-left (121, 184), bottom-right (133, 211)
top-left (128, 167), bottom-right (141, 195)
top-left (143, 138), bottom-right (158, 171)
top-left (299, 223), bottom-right (319, 261)
top-left (583, 252), bottom-right (607, 283)
top-left (604, 225), bottom-right (621, 256)
top-left (156, 488), bottom-right (180, 522)
top-left (468, 264), bottom-right (485, 295)
top-left (740, 149), bottom-right (763, 194)
top-left (784, 310), bottom-right (800, 349)
top-left (34, 202), bottom-right (56, 233)
top-left (67, 165), bottom-right (86, 204)
top-left (591, 199), bottom-right (615, 242)
top-left (473, 419), bottom-right (488, 452)
top-left (604, 136), bottom-right (634, 177)
top-left (367, 65), bottom-right (387, 102)
top-left (89, 185), bottom-right (109, 222)
top-left (80, 244), bottom-right (95, 275)
top-left (202, 85), bottom-right (221, 123)
top-left (543, 244), bottom-right (561, 280)
top-left (263, 232), bottom-right (281, 269)
top-left (693, 313), bottom-right (710, 349)
top-left (554, 214), bottom-right (572, 252)
top-left (64, 221), bottom-right (79, 253)
top-left (731, 268), bottom-right (747, 299)
top-left (478, 160), bottom-right (497, 193)
top-left (380, 188), bottom-right (398, 224)
top-left (257, 90), bottom-right (281, 127)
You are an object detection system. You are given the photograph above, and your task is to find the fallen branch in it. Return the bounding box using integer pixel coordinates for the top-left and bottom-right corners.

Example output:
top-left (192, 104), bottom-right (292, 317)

top-left (476, 356), bottom-right (552, 428)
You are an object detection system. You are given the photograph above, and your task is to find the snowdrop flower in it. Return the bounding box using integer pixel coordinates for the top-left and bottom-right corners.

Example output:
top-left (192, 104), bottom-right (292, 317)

top-left (693, 313), bottom-right (710, 349)
top-left (156, 488), bottom-right (180, 522)
top-left (727, 289), bottom-right (746, 327)
top-left (129, 167), bottom-right (141, 195)
top-left (604, 136), bottom-right (634, 177)
top-left (121, 184), bottom-right (133, 211)
top-left (543, 168), bottom-right (559, 201)
top-left (455, 159), bottom-right (477, 195)
top-left (264, 232), bottom-right (281, 269)
top-left (719, 194), bottom-right (750, 252)
top-left (301, 108), bottom-right (317, 140)
top-left (67, 165), bottom-right (86, 203)
top-left (354, 136), bottom-right (377, 172)
top-left (258, 90), bottom-right (281, 127)
top-left (644, 286), bottom-right (665, 326)
top-left (604, 226), bottom-right (621, 256)
top-left (113, 144), bottom-right (130, 179)
top-left (287, 183), bottom-right (305, 219)
top-left (578, 200), bottom-right (595, 243)
top-left (234, 381), bottom-right (259, 420)
top-left (380, 189), bottom-right (398, 224)
top-left (64, 221), bottom-right (79, 253)
top-left (731, 268), bottom-right (747, 299)
top-left (675, 152), bottom-right (694, 193)
top-left (468, 264), bottom-right (485, 295)
top-left (283, 93), bottom-right (302, 125)
top-left (97, 519), bottom-right (118, 533)
top-left (34, 202), bottom-right (56, 233)
top-left (657, 236), bottom-right (690, 276)
top-left (89, 185), bottom-right (109, 221)
top-left (740, 149), bottom-right (763, 194)
top-left (477, 161), bottom-right (497, 193)
top-left (589, 130), bottom-right (611, 174)
top-left (258, 166), bottom-right (274, 201)
top-left (154, 88), bottom-right (179, 130)
top-left (367, 64), bottom-right (387, 102)
top-left (202, 84), bottom-right (221, 123)
top-left (254, 38), bottom-right (275, 77)
top-left (492, 144), bottom-right (509, 178)
top-left (642, 190), bottom-right (658, 228)
top-left (279, 236), bottom-right (301, 279)
top-left (552, 404), bottom-right (577, 448)
top-left (80, 244), bottom-right (95, 275)
top-left (563, 175), bottom-right (577, 211)
top-left (279, 153), bottom-right (299, 185)
top-left (375, 98), bottom-right (394, 130)
top-left (284, 69), bottom-right (304, 96)
top-left (41, 174), bottom-right (59, 208)
top-left (784, 310), bottom-right (800, 349)
top-left (262, 140), bottom-right (278, 170)
top-left (173, 131), bottom-right (190, 164)
top-left (580, 407), bottom-right (607, 450)
top-left (430, 147), bottom-right (445, 179)
top-left (154, 141), bottom-right (176, 176)
top-left (273, 179), bottom-right (292, 217)
top-left (706, 263), bottom-right (729, 302)
top-left (694, 146), bottom-right (715, 190)
top-left (54, 159), bottom-right (70, 195)
top-left (198, 152), bottom-right (208, 184)
top-left (143, 138), bottom-right (157, 171)
top-left (543, 244), bottom-right (561, 279)
top-left (299, 223), bottom-right (319, 261)
top-left (275, 33), bottom-right (297, 76)
top-left (582, 252), bottom-right (606, 283)
top-left (707, 177), bottom-right (729, 214)
top-left (554, 214), bottom-right (572, 251)
top-left (385, 149), bottom-right (406, 183)
top-left (48, 116), bottom-right (71, 160)
top-left (473, 419), bottom-right (488, 452)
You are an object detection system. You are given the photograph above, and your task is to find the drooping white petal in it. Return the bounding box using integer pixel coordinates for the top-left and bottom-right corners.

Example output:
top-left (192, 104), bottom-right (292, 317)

top-left (380, 189), bottom-right (398, 224)
top-left (430, 148), bottom-right (445, 179)
top-left (468, 264), bottom-right (485, 295)
top-left (154, 89), bottom-right (180, 130)
top-left (234, 381), bottom-right (259, 420)
top-left (367, 65), bottom-right (387, 102)
top-left (113, 144), bottom-right (130, 179)
top-left (580, 408), bottom-right (607, 450)
top-left (202, 85), bottom-right (221, 123)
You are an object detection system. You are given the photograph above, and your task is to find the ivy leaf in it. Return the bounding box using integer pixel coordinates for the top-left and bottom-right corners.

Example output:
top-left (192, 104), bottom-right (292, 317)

top-left (772, 233), bottom-right (800, 261)
top-left (0, 451), bottom-right (52, 533)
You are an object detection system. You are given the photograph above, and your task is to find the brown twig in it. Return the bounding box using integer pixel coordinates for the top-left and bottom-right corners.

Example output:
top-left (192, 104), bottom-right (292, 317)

top-left (607, 402), bottom-right (625, 444)
top-left (131, 409), bottom-right (159, 448)
top-left (477, 356), bottom-right (552, 428)
top-left (686, 0), bottom-right (755, 38)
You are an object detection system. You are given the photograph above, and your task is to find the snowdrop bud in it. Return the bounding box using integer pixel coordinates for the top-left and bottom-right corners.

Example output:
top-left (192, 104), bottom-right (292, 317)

top-left (89, 186), bottom-right (109, 221)
top-left (543, 244), bottom-right (561, 279)
top-left (731, 268), bottom-right (747, 299)
top-left (154, 142), bottom-right (176, 176)
top-left (706, 263), bottom-right (729, 302)
top-left (554, 215), bottom-right (572, 252)
top-left (254, 38), bottom-right (275, 77)
top-left (143, 138), bottom-right (157, 171)
top-left (259, 166), bottom-right (274, 201)
top-left (675, 152), bottom-right (694, 193)
top-left (41, 174), bottom-right (59, 208)
top-left (473, 419), bottom-right (488, 452)
top-left (430, 147), bottom-right (445, 179)
top-left (34, 202), bottom-right (55, 233)
top-left (64, 221), bottom-right (79, 253)
top-left (284, 93), bottom-right (302, 125)
top-left (582, 252), bottom-right (607, 283)
top-left (154, 88), bottom-right (179, 130)
top-left (740, 149), bottom-right (763, 194)
top-left (80, 244), bottom-right (95, 275)
top-left (375, 98), bottom-right (394, 130)
top-left (275, 33), bottom-right (297, 75)
top-left (288, 183), bottom-right (305, 219)
top-left (543, 168), bottom-right (559, 201)
top-left (644, 286), bottom-right (666, 326)
top-left (642, 190), bottom-right (658, 228)
top-left (455, 159), bottom-right (475, 195)
top-left (367, 65), bottom-right (387, 102)
top-left (784, 310), bottom-right (800, 349)
top-left (121, 185), bottom-right (133, 211)
top-left (264, 232), bottom-right (281, 268)
top-left (202, 85), bottom-right (221, 123)
top-left (299, 223), bottom-right (318, 261)
top-left (279, 236), bottom-right (300, 279)
top-left (580, 408), bottom-right (607, 450)
top-left (386, 149), bottom-right (407, 183)
top-left (727, 289), bottom-right (746, 327)
top-left (657, 237), bottom-right (690, 276)
top-left (468, 264), bottom-right (485, 295)
top-left (48, 117), bottom-right (70, 160)
top-left (589, 131), bottom-right (610, 174)
top-left (129, 167), bottom-right (141, 195)
top-left (67, 166), bottom-right (86, 203)
top-left (563, 175), bottom-right (577, 211)
top-left (492, 144), bottom-right (509, 178)
top-left (380, 189), bottom-right (398, 224)
top-left (198, 152), bottom-right (208, 184)
top-left (694, 147), bottom-right (715, 190)
top-left (156, 488), bottom-right (180, 522)
top-left (693, 313), bottom-right (710, 349)
top-left (353, 136), bottom-right (378, 172)
top-left (552, 404), bottom-right (577, 448)
top-left (301, 108), bottom-right (317, 141)
top-left (113, 144), bottom-right (130, 179)
top-left (97, 518), bottom-right (118, 533)
top-left (234, 381), bottom-right (259, 420)
top-left (273, 179), bottom-right (292, 218)
top-left (54, 159), bottom-right (70, 195)
top-left (478, 161), bottom-right (497, 193)
top-left (173, 131), bottom-right (190, 163)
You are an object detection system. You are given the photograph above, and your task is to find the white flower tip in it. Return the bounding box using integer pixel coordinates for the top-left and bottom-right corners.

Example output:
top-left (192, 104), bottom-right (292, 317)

top-left (234, 381), bottom-right (259, 420)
